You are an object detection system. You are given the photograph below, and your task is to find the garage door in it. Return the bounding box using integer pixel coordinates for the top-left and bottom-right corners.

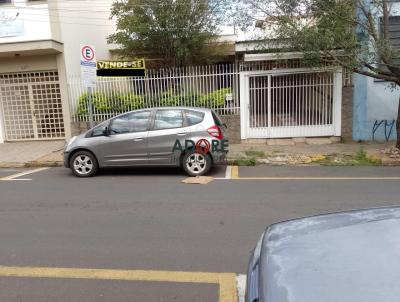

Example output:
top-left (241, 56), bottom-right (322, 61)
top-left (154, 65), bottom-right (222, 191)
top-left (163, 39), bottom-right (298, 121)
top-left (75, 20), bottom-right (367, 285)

top-left (0, 71), bottom-right (65, 141)
top-left (240, 68), bottom-right (342, 139)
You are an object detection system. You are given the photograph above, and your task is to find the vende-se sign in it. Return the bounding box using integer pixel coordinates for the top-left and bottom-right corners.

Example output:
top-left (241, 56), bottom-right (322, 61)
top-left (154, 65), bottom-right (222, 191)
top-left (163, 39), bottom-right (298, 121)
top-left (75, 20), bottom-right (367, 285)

top-left (96, 59), bottom-right (145, 77)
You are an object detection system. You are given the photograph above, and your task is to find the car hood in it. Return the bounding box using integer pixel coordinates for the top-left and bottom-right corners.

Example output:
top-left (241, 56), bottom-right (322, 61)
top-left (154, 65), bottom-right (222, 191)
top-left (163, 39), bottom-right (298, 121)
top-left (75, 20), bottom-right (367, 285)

top-left (260, 207), bottom-right (400, 302)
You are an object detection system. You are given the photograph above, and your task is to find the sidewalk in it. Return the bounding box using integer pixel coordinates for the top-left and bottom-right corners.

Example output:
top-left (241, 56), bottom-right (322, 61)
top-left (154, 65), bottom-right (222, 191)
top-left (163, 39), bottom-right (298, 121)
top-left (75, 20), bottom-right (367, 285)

top-left (0, 140), bottom-right (398, 168)
top-left (229, 141), bottom-right (400, 166)
top-left (0, 141), bottom-right (65, 168)
top-left (229, 141), bottom-right (393, 156)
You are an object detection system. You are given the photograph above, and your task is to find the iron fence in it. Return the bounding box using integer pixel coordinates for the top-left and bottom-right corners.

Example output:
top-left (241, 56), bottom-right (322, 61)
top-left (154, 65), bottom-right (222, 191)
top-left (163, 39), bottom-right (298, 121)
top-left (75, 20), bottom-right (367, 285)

top-left (69, 64), bottom-right (241, 122)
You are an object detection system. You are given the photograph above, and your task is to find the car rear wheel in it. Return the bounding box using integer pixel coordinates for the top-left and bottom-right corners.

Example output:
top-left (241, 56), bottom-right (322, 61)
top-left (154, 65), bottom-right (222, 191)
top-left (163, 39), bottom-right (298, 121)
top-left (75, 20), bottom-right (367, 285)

top-left (70, 151), bottom-right (98, 177)
top-left (182, 151), bottom-right (212, 177)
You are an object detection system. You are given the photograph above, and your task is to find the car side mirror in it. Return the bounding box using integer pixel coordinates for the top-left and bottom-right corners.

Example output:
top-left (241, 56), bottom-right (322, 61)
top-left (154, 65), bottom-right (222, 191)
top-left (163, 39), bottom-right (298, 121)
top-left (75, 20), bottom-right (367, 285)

top-left (103, 126), bottom-right (110, 136)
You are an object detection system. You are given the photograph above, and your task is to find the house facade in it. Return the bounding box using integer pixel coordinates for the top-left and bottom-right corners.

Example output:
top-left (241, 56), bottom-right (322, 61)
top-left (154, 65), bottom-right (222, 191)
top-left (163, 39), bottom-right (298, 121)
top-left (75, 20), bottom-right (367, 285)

top-left (353, 2), bottom-right (400, 142)
top-left (233, 36), bottom-right (346, 143)
top-left (0, 0), bottom-right (115, 143)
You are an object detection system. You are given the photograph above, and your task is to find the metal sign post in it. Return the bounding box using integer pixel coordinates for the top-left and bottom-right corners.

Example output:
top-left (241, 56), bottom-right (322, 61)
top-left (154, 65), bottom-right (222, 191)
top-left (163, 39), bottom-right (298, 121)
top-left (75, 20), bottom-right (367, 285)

top-left (80, 44), bottom-right (97, 128)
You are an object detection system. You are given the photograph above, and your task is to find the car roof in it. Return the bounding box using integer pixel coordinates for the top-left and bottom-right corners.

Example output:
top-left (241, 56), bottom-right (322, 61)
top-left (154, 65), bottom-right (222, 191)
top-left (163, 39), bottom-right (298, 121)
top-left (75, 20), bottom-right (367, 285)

top-left (261, 206), bottom-right (400, 302)
top-left (109, 106), bottom-right (212, 120)
top-left (153, 106), bottom-right (212, 112)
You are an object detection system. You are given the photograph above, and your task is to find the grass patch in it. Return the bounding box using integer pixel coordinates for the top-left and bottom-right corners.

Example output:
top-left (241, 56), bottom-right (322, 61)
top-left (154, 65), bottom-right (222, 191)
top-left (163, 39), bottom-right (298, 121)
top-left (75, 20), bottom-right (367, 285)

top-left (228, 157), bottom-right (257, 166)
top-left (244, 150), bottom-right (265, 158)
top-left (351, 148), bottom-right (381, 166)
top-left (311, 148), bottom-right (382, 166)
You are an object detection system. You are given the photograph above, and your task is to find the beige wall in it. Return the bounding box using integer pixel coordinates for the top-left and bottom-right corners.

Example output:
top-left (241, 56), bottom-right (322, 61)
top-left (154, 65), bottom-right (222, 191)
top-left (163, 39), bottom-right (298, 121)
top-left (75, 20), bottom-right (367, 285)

top-left (0, 55), bottom-right (57, 74)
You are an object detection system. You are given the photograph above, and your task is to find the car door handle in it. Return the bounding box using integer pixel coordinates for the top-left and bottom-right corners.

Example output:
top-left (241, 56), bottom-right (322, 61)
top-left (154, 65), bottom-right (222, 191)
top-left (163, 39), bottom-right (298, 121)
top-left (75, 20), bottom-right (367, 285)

top-left (134, 137), bottom-right (144, 141)
top-left (177, 132), bottom-right (188, 136)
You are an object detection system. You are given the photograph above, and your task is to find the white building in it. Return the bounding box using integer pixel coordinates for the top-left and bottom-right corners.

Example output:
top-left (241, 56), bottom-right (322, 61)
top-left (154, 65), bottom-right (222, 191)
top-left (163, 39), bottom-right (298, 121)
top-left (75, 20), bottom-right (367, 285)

top-left (0, 0), bottom-right (115, 143)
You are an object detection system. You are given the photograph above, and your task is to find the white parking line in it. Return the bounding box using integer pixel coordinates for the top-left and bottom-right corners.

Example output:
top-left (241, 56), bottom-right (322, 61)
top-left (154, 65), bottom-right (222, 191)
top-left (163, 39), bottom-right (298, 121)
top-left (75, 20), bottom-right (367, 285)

top-left (236, 274), bottom-right (246, 302)
top-left (1, 178), bottom-right (32, 181)
top-left (0, 167), bottom-right (49, 181)
top-left (214, 166), bottom-right (233, 180)
top-left (225, 166), bottom-right (232, 180)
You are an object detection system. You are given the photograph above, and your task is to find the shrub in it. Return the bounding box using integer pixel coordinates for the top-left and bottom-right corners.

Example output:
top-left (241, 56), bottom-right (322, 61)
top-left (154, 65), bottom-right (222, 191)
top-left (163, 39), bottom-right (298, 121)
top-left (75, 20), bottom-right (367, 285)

top-left (158, 90), bottom-right (181, 107)
top-left (76, 92), bottom-right (112, 115)
top-left (76, 92), bottom-right (143, 116)
top-left (75, 87), bottom-right (232, 116)
top-left (199, 87), bottom-right (232, 108)
top-left (115, 93), bottom-right (144, 111)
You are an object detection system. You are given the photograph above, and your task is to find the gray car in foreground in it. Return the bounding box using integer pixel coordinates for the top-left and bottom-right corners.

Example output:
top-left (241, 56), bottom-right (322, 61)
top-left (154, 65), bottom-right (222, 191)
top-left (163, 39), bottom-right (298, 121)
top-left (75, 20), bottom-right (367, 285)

top-left (246, 207), bottom-right (400, 302)
top-left (64, 107), bottom-right (228, 177)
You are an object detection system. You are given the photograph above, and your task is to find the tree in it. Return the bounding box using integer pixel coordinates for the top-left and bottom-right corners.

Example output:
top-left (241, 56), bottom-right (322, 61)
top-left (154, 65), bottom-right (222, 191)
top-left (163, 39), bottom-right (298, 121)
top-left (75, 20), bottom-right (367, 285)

top-left (108, 0), bottom-right (227, 67)
top-left (230, 0), bottom-right (400, 147)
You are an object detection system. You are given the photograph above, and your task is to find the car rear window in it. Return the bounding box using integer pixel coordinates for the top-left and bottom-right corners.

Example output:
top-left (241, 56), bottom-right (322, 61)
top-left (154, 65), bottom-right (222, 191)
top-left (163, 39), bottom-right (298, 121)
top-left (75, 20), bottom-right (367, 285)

top-left (211, 111), bottom-right (223, 127)
top-left (185, 110), bottom-right (205, 126)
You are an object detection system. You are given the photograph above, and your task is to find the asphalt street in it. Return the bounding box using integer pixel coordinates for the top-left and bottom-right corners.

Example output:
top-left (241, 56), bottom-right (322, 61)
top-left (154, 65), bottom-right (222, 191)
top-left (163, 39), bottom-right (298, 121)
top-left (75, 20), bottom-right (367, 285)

top-left (0, 165), bottom-right (400, 301)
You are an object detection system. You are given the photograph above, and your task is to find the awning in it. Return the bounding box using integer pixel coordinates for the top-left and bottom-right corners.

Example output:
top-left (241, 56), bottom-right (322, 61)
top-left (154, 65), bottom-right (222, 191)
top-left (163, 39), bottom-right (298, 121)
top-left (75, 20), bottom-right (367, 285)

top-left (0, 39), bottom-right (63, 58)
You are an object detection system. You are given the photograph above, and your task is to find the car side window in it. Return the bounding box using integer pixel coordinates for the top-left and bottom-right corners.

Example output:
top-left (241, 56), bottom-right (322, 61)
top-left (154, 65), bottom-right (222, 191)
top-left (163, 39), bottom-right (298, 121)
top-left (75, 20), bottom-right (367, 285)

top-left (153, 110), bottom-right (183, 130)
top-left (185, 110), bottom-right (204, 126)
top-left (91, 123), bottom-right (107, 137)
top-left (110, 111), bottom-right (151, 134)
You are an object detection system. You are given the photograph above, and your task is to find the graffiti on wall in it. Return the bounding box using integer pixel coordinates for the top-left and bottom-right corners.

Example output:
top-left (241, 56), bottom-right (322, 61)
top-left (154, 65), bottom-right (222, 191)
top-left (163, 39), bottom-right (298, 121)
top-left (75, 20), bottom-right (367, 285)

top-left (372, 120), bottom-right (396, 141)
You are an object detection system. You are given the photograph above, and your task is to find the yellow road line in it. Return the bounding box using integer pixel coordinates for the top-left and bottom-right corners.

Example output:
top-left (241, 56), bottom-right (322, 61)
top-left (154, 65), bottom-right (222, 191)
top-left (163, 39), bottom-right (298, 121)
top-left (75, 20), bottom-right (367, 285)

top-left (0, 167), bottom-right (49, 181)
top-left (0, 266), bottom-right (237, 302)
top-left (233, 176), bottom-right (400, 180)
top-left (231, 166), bottom-right (239, 179)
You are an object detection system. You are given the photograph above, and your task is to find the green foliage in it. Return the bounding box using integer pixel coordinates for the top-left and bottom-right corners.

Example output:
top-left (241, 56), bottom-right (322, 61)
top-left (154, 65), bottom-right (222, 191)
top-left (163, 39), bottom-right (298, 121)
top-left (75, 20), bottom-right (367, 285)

top-left (76, 88), bottom-right (232, 116)
top-left (108, 0), bottom-right (226, 67)
top-left (76, 92), bottom-right (144, 116)
top-left (199, 88), bottom-right (231, 107)
top-left (244, 150), bottom-right (265, 158)
top-left (230, 0), bottom-right (400, 84)
top-left (229, 157), bottom-right (257, 166)
top-left (352, 148), bottom-right (381, 166)
top-left (115, 93), bottom-right (145, 111)
top-left (156, 90), bottom-right (181, 107)
top-left (310, 149), bottom-right (382, 166)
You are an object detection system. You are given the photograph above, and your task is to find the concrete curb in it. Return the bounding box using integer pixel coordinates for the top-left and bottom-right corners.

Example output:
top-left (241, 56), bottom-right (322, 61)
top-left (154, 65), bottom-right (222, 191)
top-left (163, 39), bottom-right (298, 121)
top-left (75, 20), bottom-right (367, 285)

top-left (0, 161), bottom-right (63, 169)
top-left (0, 162), bottom-right (26, 168)
top-left (227, 153), bottom-right (400, 167)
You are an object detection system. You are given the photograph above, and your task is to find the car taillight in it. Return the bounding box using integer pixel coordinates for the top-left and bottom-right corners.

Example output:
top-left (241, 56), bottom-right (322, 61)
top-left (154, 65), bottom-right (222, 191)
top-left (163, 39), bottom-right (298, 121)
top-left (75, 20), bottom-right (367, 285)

top-left (207, 125), bottom-right (223, 140)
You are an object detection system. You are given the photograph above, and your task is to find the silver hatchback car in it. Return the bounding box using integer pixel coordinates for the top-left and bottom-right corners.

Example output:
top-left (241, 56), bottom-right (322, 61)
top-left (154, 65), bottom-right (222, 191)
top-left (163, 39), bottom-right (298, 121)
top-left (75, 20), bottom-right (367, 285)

top-left (246, 207), bottom-right (400, 302)
top-left (64, 107), bottom-right (228, 177)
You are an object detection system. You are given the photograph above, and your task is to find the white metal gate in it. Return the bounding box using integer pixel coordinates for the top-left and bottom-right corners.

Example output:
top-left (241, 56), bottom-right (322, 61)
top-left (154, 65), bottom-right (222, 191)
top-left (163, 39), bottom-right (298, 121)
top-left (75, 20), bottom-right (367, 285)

top-left (240, 68), bottom-right (342, 139)
top-left (0, 71), bottom-right (65, 141)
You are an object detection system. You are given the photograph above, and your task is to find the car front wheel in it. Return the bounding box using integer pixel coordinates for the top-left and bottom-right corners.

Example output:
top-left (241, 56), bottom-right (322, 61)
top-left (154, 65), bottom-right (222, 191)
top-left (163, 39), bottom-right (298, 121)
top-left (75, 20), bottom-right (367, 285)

top-left (70, 151), bottom-right (98, 177)
top-left (182, 151), bottom-right (212, 177)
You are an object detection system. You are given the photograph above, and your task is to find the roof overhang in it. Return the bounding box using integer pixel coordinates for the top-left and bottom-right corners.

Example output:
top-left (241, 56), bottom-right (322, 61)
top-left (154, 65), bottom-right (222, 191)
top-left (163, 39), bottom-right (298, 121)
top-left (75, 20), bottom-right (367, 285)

top-left (244, 52), bottom-right (305, 61)
top-left (0, 39), bottom-right (63, 58)
top-left (235, 39), bottom-right (286, 53)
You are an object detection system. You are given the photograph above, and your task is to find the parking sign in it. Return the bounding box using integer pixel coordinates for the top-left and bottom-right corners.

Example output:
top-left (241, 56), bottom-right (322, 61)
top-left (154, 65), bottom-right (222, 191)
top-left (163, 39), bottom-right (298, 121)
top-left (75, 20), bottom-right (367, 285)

top-left (80, 44), bottom-right (96, 88)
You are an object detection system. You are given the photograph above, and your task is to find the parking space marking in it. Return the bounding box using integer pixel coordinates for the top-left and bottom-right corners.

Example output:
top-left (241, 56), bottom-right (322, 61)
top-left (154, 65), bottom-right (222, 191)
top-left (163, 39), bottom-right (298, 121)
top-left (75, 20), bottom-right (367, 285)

top-left (0, 167), bottom-right (49, 181)
top-left (215, 166), bottom-right (232, 180)
top-left (1, 178), bottom-right (32, 181)
top-left (0, 265), bottom-right (238, 302)
top-left (236, 274), bottom-right (246, 302)
top-left (231, 166), bottom-right (239, 179)
top-left (230, 166), bottom-right (400, 180)
top-left (225, 166), bottom-right (232, 180)
top-left (234, 176), bottom-right (400, 180)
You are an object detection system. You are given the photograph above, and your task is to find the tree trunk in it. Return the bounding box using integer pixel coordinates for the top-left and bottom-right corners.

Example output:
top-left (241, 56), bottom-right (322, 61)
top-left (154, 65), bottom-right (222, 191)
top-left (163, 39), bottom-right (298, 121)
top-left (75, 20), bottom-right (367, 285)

top-left (397, 96), bottom-right (400, 149)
